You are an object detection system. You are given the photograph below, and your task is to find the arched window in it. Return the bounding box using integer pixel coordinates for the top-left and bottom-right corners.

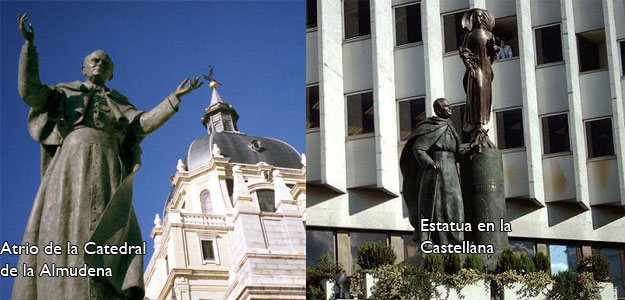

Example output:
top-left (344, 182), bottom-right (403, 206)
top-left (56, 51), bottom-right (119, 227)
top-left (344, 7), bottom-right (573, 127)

top-left (256, 189), bottom-right (275, 212)
top-left (200, 189), bottom-right (213, 215)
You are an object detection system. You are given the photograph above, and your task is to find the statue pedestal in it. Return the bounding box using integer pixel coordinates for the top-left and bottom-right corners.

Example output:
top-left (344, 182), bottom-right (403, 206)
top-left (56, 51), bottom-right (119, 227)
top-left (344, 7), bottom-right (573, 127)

top-left (460, 147), bottom-right (508, 269)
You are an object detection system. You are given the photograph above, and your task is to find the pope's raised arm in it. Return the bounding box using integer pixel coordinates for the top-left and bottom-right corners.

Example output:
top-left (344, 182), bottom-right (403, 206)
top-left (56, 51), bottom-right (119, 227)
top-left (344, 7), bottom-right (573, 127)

top-left (17, 13), bottom-right (52, 110)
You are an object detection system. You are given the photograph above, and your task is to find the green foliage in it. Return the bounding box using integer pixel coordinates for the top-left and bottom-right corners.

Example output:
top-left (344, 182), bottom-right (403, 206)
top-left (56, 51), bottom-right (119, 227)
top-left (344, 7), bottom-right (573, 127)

top-left (533, 251), bottom-right (551, 273)
top-left (496, 249), bottom-right (519, 274)
top-left (370, 264), bottom-right (436, 300)
top-left (423, 253), bottom-right (445, 273)
top-left (356, 242), bottom-right (397, 270)
top-left (517, 254), bottom-right (536, 274)
top-left (306, 253), bottom-right (344, 299)
top-left (577, 254), bottom-right (610, 281)
top-left (445, 253), bottom-right (462, 275)
top-left (548, 270), bottom-right (601, 300)
top-left (463, 254), bottom-right (484, 271)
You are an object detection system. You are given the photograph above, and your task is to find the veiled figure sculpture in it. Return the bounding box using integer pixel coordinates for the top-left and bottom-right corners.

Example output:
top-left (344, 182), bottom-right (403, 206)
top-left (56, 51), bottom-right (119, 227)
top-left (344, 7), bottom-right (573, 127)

top-left (13, 13), bottom-right (202, 300)
top-left (459, 9), bottom-right (499, 148)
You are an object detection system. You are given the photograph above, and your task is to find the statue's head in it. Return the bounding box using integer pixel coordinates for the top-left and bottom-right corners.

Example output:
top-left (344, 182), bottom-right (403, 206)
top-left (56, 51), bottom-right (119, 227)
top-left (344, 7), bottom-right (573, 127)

top-left (433, 98), bottom-right (452, 119)
top-left (461, 9), bottom-right (494, 32)
top-left (82, 50), bottom-right (114, 85)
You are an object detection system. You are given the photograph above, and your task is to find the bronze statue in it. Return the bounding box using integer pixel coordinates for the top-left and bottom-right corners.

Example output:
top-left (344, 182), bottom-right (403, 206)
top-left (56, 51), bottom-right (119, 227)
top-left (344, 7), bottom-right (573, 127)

top-left (400, 98), bottom-right (467, 245)
top-left (13, 13), bottom-right (202, 300)
top-left (459, 8), bottom-right (499, 148)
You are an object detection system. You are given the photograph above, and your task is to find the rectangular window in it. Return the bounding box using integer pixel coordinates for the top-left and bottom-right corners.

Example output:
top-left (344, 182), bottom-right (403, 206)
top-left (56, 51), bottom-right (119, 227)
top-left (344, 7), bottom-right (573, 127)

top-left (395, 3), bottom-right (422, 46)
top-left (256, 189), bottom-right (276, 212)
top-left (541, 113), bottom-right (570, 154)
top-left (347, 92), bottom-right (374, 136)
top-left (306, 229), bottom-right (335, 266)
top-left (598, 249), bottom-right (625, 297)
top-left (402, 234), bottom-right (419, 261)
top-left (509, 240), bottom-right (535, 256)
top-left (535, 24), bottom-right (563, 65)
top-left (306, 85), bottom-right (320, 129)
top-left (496, 108), bottom-right (524, 149)
top-left (586, 118), bottom-right (615, 158)
top-left (398, 98), bottom-right (425, 141)
top-left (201, 240), bottom-right (215, 261)
top-left (620, 41), bottom-right (625, 76)
top-left (306, 0), bottom-right (317, 29)
top-left (549, 244), bottom-right (579, 275)
top-left (443, 11), bottom-right (467, 53)
top-left (450, 104), bottom-right (471, 144)
top-left (577, 29), bottom-right (608, 72)
top-left (493, 16), bottom-right (518, 60)
top-left (344, 0), bottom-right (371, 39)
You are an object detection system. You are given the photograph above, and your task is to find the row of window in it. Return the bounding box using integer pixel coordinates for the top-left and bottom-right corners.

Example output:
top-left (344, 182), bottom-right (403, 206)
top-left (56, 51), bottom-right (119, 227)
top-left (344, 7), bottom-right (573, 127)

top-left (306, 87), bottom-right (616, 158)
top-left (306, 228), bottom-right (625, 297)
top-left (307, 0), bottom-right (624, 73)
top-left (195, 188), bottom-right (277, 215)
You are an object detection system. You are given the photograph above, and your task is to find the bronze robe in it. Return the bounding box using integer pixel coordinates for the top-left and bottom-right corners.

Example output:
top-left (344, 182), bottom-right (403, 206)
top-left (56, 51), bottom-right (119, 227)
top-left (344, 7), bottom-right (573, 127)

top-left (14, 44), bottom-right (180, 300)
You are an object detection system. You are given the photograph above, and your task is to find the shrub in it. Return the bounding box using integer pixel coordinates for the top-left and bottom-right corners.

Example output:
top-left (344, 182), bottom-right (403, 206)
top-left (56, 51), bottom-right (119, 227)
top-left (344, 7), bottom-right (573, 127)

top-left (577, 254), bottom-right (610, 281)
top-left (533, 252), bottom-right (550, 273)
top-left (496, 249), bottom-right (519, 274)
top-left (357, 242), bottom-right (397, 270)
top-left (517, 254), bottom-right (536, 274)
top-left (306, 252), bottom-right (344, 299)
top-left (548, 270), bottom-right (601, 300)
top-left (445, 253), bottom-right (462, 275)
top-left (463, 254), bottom-right (484, 271)
top-left (370, 264), bottom-right (436, 300)
top-left (423, 253), bottom-right (445, 274)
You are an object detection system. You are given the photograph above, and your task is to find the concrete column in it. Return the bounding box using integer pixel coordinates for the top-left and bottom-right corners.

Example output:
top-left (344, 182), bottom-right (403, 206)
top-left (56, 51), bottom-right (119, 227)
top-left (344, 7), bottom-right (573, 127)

top-left (581, 245), bottom-right (593, 257)
top-left (371, 0), bottom-right (400, 196)
top-left (561, 0), bottom-right (590, 209)
top-left (515, 0), bottom-right (545, 206)
top-left (390, 235), bottom-right (404, 264)
top-left (318, 0), bottom-right (347, 193)
top-left (469, 0), bottom-right (486, 9)
top-left (602, 0), bottom-right (625, 206)
top-left (422, 0), bottom-right (445, 117)
top-left (336, 232), bottom-right (352, 274)
top-left (536, 243), bottom-right (549, 255)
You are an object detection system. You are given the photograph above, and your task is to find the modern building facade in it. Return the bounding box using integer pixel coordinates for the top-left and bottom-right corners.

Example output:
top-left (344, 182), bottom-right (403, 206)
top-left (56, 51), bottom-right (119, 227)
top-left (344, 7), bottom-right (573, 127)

top-left (144, 84), bottom-right (307, 300)
top-left (306, 0), bottom-right (625, 297)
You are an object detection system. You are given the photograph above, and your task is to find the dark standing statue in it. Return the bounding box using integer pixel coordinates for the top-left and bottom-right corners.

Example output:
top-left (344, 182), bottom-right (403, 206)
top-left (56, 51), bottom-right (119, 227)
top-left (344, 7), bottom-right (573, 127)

top-left (13, 13), bottom-right (202, 300)
top-left (459, 8), bottom-right (499, 149)
top-left (400, 98), bottom-right (466, 245)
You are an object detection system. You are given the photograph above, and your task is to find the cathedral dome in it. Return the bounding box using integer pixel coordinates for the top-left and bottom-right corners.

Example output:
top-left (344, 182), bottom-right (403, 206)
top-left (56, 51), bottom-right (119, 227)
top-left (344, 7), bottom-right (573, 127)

top-left (185, 132), bottom-right (303, 171)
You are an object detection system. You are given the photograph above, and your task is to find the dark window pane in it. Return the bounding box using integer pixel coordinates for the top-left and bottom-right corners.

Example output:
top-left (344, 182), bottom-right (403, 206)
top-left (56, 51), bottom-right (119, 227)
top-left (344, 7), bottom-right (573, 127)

top-left (496, 109), bottom-right (524, 149)
top-left (598, 249), bottom-right (625, 297)
top-left (344, 0), bottom-right (371, 39)
top-left (578, 30), bottom-right (607, 72)
top-left (306, 0), bottom-right (317, 29)
top-left (306, 229), bottom-right (335, 266)
top-left (402, 235), bottom-right (419, 261)
top-left (398, 98), bottom-right (425, 141)
top-left (586, 118), bottom-right (615, 158)
top-left (395, 3), bottom-right (422, 46)
top-left (257, 189), bottom-right (275, 212)
top-left (443, 11), bottom-right (466, 53)
top-left (200, 189), bottom-right (213, 215)
top-left (542, 114), bottom-right (570, 154)
top-left (347, 92), bottom-right (374, 136)
top-left (620, 41), bottom-right (625, 76)
top-left (201, 240), bottom-right (215, 261)
top-left (492, 16), bottom-right (518, 60)
top-left (306, 85), bottom-right (320, 129)
top-left (350, 232), bottom-right (388, 270)
top-left (450, 104), bottom-right (471, 144)
top-left (535, 25), bottom-right (563, 64)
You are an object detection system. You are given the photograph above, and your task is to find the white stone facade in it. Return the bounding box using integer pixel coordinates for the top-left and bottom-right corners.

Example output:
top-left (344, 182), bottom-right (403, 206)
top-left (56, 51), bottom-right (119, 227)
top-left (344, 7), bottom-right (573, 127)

top-left (306, 0), bottom-right (625, 287)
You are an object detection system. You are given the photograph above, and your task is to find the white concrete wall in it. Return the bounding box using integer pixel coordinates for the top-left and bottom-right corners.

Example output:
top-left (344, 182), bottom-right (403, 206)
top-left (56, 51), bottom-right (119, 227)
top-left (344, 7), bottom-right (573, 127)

top-left (306, 31), bottom-right (319, 85)
top-left (443, 55), bottom-right (466, 103)
top-left (343, 40), bottom-right (373, 94)
top-left (542, 154), bottom-right (577, 202)
top-left (492, 58), bottom-right (523, 110)
top-left (502, 150), bottom-right (530, 198)
top-left (531, 0), bottom-right (561, 27)
top-left (306, 131), bottom-right (321, 182)
top-left (587, 158), bottom-right (620, 205)
top-left (536, 64), bottom-right (569, 115)
top-left (394, 45), bottom-right (426, 99)
top-left (346, 136), bottom-right (377, 188)
top-left (486, 0), bottom-right (516, 18)
top-left (580, 70), bottom-right (612, 120)
top-left (573, 0), bottom-right (604, 33)
top-left (441, 0), bottom-right (469, 14)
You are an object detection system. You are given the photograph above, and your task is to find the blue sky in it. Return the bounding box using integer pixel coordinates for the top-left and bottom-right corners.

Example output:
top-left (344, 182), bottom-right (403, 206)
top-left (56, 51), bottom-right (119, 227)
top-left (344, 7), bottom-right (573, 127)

top-left (0, 1), bottom-right (304, 297)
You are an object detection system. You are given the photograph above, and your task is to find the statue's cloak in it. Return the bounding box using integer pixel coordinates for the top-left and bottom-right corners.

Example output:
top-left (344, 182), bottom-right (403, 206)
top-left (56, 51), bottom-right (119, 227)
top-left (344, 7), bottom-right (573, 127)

top-left (399, 117), bottom-right (464, 244)
top-left (14, 80), bottom-right (145, 299)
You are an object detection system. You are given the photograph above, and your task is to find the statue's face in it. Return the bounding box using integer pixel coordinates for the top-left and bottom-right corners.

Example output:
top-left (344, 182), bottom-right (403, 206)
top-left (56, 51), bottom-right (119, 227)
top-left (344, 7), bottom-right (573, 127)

top-left (434, 99), bottom-right (453, 119)
top-left (472, 10), bottom-right (486, 28)
top-left (82, 50), bottom-right (113, 85)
